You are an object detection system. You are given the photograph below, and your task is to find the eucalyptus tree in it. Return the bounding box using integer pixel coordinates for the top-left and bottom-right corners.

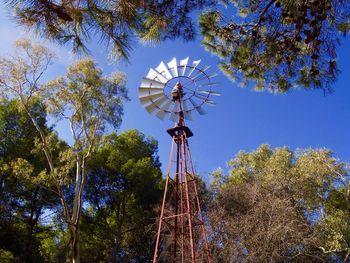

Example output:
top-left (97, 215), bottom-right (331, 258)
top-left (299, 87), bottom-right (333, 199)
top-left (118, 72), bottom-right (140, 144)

top-left (208, 145), bottom-right (349, 262)
top-left (199, 0), bottom-right (350, 93)
top-left (5, 0), bottom-right (214, 61)
top-left (0, 39), bottom-right (128, 263)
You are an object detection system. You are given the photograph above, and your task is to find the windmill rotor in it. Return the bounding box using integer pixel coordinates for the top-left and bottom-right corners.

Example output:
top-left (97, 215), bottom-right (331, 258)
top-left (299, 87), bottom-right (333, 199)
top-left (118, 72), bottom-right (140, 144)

top-left (139, 57), bottom-right (220, 122)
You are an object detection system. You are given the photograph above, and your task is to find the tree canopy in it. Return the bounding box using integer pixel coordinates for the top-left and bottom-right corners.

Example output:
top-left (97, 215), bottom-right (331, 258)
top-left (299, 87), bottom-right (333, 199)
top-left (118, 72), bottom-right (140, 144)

top-left (199, 0), bottom-right (350, 93)
top-left (207, 144), bottom-right (350, 262)
top-left (1, 100), bottom-right (350, 263)
top-left (1, 1), bottom-right (350, 261)
top-left (0, 110), bottom-right (164, 262)
top-left (5, 0), bottom-right (214, 60)
top-left (0, 39), bottom-right (128, 263)
top-left (5, 0), bottom-right (350, 93)
top-left (81, 130), bottom-right (163, 262)
top-left (0, 99), bottom-right (61, 263)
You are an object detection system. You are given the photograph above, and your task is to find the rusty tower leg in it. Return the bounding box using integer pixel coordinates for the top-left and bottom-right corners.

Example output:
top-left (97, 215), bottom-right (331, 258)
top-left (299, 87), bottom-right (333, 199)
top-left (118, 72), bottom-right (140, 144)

top-left (152, 122), bottom-right (211, 263)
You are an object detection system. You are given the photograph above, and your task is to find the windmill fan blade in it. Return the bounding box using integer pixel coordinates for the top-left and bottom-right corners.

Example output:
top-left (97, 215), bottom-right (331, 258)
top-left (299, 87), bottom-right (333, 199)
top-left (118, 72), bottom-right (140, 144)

top-left (204, 100), bottom-right (216, 106)
top-left (189, 98), bottom-right (207, 115)
top-left (207, 72), bottom-right (219, 78)
top-left (182, 100), bottom-right (194, 121)
top-left (195, 95), bottom-right (216, 106)
top-left (141, 77), bottom-right (165, 89)
top-left (187, 60), bottom-right (201, 77)
top-left (145, 102), bottom-right (159, 115)
top-left (193, 92), bottom-right (208, 100)
top-left (155, 100), bottom-right (172, 120)
top-left (197, 89), bottom-right (221, 96)
top-left (195, 72), bottom-right (218, 82)
top-left (169, 113), bottom-right (179, 123)
top-left (145, 95), bottom-right (168, 114)
top-left (167, 58), bottom-right (178, 77)
top-left (193, 94), bottom-right (216, 106)
top-left (169, 101), bottom-right (180, 122)
top-left (146, 68), bottom-right (167, 83)
top-left (139, 87), bottom-right (164, 97)
top-left (139, 93), bottom-right (165, 106)
top-left (197, 82), bottom-right (220, 88)
top-left (156, 61), bottom-right (172, 80)
top-left (179, 57), bottom-right (189, 76)
top-left (191, 65), bottom-right (210, 80)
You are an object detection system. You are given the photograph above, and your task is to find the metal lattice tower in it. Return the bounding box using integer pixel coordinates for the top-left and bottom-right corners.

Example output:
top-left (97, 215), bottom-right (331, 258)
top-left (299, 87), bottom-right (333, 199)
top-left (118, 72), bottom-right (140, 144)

top-left (138, 58), bottom-right (219, 262)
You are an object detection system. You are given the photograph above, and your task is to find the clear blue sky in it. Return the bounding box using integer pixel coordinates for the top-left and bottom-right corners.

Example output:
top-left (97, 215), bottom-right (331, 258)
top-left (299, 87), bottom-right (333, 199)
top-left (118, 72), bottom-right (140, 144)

top-left (1, 7), bottom-right (349, 183)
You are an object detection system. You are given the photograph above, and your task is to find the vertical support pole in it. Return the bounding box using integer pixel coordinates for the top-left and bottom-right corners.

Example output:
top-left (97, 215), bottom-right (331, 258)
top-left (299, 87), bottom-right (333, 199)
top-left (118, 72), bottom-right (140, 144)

top-left (153, 136), bottom-right (175, 263)
top-left (173, 139), bottom-right (180, 262)
top-left (181, 130), bottom-right (196, 262)
top-left (180, 156), bottom-right (185, 263)
top-left (185, 136), bottom-right (212, 263)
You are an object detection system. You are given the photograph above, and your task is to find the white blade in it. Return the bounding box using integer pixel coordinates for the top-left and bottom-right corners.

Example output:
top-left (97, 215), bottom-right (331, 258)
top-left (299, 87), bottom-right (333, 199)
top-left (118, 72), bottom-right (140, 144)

top-left (187, 59), bottom-right (201, 77)
top-left (139, 93), bottom-right (165, 106)
top-left (193, 93), bottom-right (216, 106)
top-left (167, 58), bottom-right (178, 77)
top-left (197, 82), bottom-right (220, 88)
top-left (189, 98), bottom-right (207, 115)
top-left (139, 87), bottom-right (164, 97)
top-left (141, 77), bottom-right (164, 89)
top-left (208, 72), bottom-right (218, 78)
top-left (145, 103), bottom-right (159, 115)
top-left (179, 57), bottom-right (189, 76)
top-left (146, 68), bottom-right (168, 83)
top-left (195, 72), bottom-right (218, 82)
top-left (197, 89), bottom-right (221, 96)
top-left (169, 101), bottom-right (180, 122)
top-left (156, 61), bottom-right (172, 80)
top-left (145, 95), bottom-right (168, 114)
top-left (182, 100), bottom-right (194, 121)
top-left (155, 100), bottom-right (172, 120)
top-left (204, 100), bottom-right (216, 106)
top-left (191, 65), bottom-right (210, 80)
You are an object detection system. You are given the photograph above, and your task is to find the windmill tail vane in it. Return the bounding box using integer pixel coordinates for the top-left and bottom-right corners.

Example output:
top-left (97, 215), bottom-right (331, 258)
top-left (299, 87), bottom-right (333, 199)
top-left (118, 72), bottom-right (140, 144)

top-left (139, 57), bottom-right (219, 263)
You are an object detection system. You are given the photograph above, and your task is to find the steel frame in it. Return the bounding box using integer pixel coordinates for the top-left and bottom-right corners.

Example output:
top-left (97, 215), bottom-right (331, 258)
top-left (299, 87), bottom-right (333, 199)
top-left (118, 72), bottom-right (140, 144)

top-left (153, 84), bottom-right (211, 263)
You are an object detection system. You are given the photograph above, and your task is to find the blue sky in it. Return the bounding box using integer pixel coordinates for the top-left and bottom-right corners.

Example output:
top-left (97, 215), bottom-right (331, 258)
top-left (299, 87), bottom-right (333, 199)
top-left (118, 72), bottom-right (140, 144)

top-left (1, 7), bottom-right (349, 183)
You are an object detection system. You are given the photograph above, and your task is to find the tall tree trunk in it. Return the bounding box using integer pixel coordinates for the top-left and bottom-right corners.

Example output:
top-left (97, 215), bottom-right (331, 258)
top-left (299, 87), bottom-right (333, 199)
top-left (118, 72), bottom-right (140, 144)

top-left (69, 224), bottom-right (80, 263)
top-left (19, 229), bottom-right (33, 263)
top-left (110, 198), bottom-right (127, 263)
top-left (110, 225), bottom-right (122, 263)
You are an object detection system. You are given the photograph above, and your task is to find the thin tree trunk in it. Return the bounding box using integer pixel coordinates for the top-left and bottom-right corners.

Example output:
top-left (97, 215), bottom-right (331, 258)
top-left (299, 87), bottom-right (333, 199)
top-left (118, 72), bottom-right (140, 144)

top-left (69, 224), bottom-right (80, 263)
top-left (22, 99), bottom-right (78, 262)
top-left (110, 198), bottom-right (127, 263)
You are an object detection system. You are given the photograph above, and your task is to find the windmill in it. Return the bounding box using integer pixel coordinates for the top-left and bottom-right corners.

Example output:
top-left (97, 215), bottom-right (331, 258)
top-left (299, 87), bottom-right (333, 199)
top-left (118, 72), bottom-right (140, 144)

top-left (139, 57), bottom-right (220, 263)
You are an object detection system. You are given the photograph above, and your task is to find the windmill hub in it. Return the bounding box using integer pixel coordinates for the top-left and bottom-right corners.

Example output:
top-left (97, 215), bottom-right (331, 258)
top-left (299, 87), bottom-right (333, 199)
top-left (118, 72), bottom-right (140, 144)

top-left (171, 83), bottom-right (184, 102)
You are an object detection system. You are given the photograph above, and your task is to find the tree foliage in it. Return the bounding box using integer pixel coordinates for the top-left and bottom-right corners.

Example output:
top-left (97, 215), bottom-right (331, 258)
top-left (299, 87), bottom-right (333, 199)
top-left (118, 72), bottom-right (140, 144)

top-left (199, 0), bottom-right (350, 93)
top-left (0, 39), bottom-right (128, 263)
top-left (45, 57), bottom-right (128, 263)
top-left (81, 130), bottom-right (163, 263)
top-left (207, 144), bottom-right (350, 262)
top-left (6, 0), bottom-right (213, 60)
top-left (2, 106), bottom-right (350, 263)
top-left (0, 99), bottom-right (60, 263)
